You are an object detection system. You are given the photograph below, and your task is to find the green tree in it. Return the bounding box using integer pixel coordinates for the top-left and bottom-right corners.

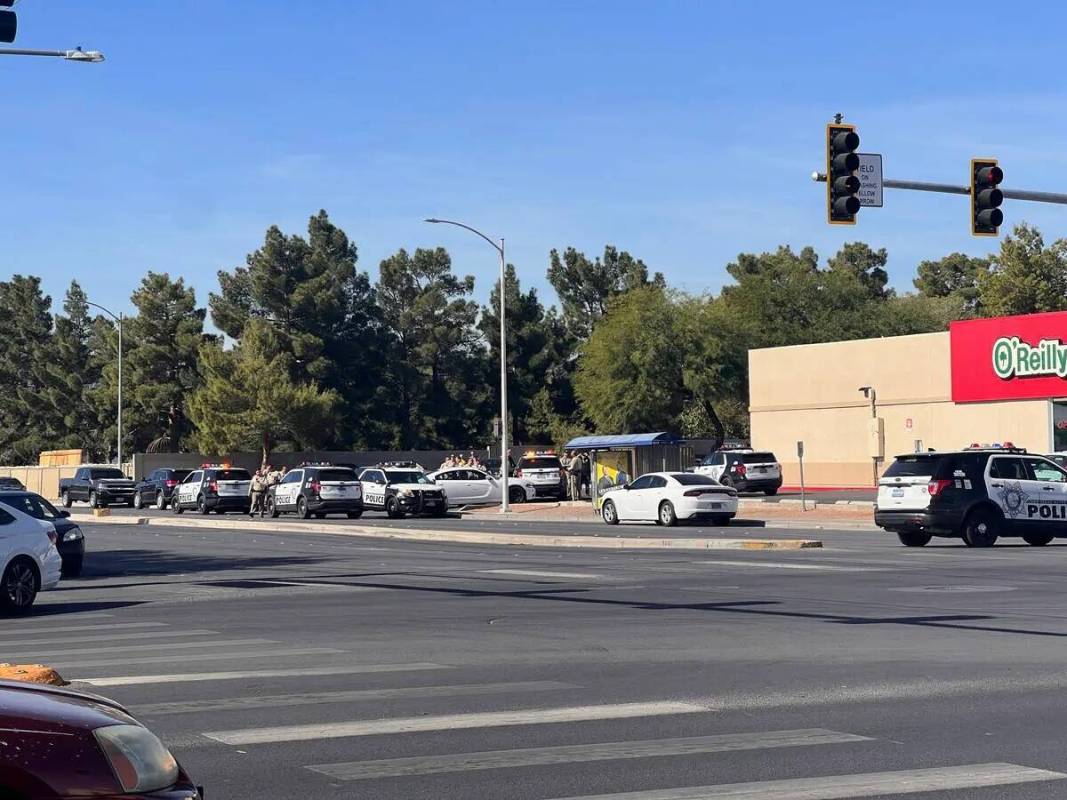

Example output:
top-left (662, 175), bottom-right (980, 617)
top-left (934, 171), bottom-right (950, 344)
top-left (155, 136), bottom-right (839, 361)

top-left (376, 247), bottom-right (488, 448)
top-left (188, 319), bottom-right (340, 467)
top-left (826, 241), bottom-right (890, 299)
top-left (914, 252), bottom-right (989, 315)
top-left (977, 223), bottom-right (1067, 316)
top-left (0, 276), bottom-right (53, 464)
top-left (547, 245), bottom-right (664, 338)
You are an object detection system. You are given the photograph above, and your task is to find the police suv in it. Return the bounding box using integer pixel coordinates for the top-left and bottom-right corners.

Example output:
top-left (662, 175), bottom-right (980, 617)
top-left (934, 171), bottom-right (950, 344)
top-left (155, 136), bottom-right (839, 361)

top-left (875, 444), bottom-right (1067, 547)
top-left (358, 464), bottom-right (448, 518)
top-left (266, 463), bottom-right (363, 519)
top-left (172, 465), bottom-right (252, 515)
top-left (694, 448), bottom-right (783, 495)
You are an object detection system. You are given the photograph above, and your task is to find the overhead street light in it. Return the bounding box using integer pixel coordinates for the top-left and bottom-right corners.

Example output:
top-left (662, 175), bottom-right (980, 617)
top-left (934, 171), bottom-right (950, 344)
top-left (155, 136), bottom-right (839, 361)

top-left (424, 217), bottom-right (512, 514)
top-left (87, 301), bottom-right (124, 468)
top-left (0, 46), bottom-right (105, 62)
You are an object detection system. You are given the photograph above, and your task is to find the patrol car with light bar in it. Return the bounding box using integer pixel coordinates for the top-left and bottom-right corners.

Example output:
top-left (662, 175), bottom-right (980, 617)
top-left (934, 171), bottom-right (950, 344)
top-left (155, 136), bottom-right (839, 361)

top-left (266, 463), bottom-right (363, 519)
top-left (875, 443), bottom-right (1067, 547)
top-left (171, 464), bottom-right (252, 515)
top-left (358, 464), bottom-right (447, 518)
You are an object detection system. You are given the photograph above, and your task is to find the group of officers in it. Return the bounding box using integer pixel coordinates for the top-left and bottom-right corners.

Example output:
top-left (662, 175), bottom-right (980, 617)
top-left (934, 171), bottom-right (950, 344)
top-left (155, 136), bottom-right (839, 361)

top-left (248, 465), bottom-right (287, 517)
top-left (560, 451), bottom-right (591, 501)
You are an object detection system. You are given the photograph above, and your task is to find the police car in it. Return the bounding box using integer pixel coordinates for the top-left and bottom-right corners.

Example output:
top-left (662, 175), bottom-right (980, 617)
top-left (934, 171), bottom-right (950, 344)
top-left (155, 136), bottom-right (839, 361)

top-left (358, 464), bottom-right (448, 518)
top-left (266, 463), bottom-right (363, 520)
top-left (694, 448), bottom-right (783, 495)
top-left (171, 464), bottom-right (252, 515)
top-left (514, 450), bottom-right (566, 499)
top-left (875, 444), bottom-right (1067, 547)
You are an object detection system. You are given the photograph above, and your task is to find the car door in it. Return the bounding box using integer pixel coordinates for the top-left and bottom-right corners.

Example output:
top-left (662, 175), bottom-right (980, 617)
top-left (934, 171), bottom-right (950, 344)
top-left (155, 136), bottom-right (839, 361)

top-left (1024, 456), bottom-right (1067, 532)
top-left (73, 468), bottom-right (89, 500)
top-left (178, 471), bottom-right (202, 507)
top-left (463, 470), bottom-right (494, 504)
top-left (276, 470), bottom-right (303, 509)
top-left (987, 456), bottom-right (1042, 534)
top-left (433, 470), bottom-right (465, 505)
top-left (143, 470), bottom-right (161, 503)
top-left (620, 475), bottom-right (655, 520)
top-left (360, 470), bottom-right (387, 508)
top-left (647, 475), bottom-right (670, 518)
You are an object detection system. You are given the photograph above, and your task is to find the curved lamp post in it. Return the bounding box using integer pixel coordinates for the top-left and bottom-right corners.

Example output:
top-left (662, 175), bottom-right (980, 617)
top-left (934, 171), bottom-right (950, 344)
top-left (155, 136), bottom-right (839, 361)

top-left (87, 302), bottom-right (123, 468)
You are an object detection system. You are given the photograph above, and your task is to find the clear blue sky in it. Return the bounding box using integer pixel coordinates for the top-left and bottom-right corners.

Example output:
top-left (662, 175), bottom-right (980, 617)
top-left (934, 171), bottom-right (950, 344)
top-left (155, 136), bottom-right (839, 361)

top-left (5, 1), bottom-right (1067, 318)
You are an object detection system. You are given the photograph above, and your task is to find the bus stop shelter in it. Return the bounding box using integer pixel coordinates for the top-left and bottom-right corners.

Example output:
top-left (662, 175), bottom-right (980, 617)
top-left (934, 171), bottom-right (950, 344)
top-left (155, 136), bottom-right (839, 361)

top-left (564, 432), bottom-right (693, 510)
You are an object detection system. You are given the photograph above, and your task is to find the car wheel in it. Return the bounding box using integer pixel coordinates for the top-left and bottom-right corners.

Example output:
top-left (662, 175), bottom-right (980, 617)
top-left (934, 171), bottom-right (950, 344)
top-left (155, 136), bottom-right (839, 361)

top-left (61, 491), bottom-right (72, 508)
top-left (659, 501), bottom-right (678, 528)
top-left (719, 476), bottom-right (733, 489)
top-left (963, 507), bottom-right (1000, 548)
top-left (297, 497), bottom-right (311, 520)
top-left (155, 492), bottom-right (167, 510)
top-left (712, 515), bottom-right (732, 526)
top-left (897, 530), bottom-right (931, 547)
top-left (173, 496), bottom-right (184, 515)
top-left (509, 486), bottom-right (526, 504)
top-left (62, 555), bottom-right (84, 578)
top-left (88, 490), bottom-right (98, 509)
top-left (197, 494), bottom-right (209, 515)
top-left (267, 497), bottom-right (280, 519)
top-left (1023, 532), bottom-right (1055, 546)
top-left (764, 487), bottom-right (778, 496)
top-left (385, 497), bottom-right (405, 519)
top-left (346, 509), bottom-right (363, 520)
top-left (132, 492), bottom-right (143, 510)
top-left (602, 500), bottom-right (619, 525)
top-left (0, 557), bottom-right (39, 613)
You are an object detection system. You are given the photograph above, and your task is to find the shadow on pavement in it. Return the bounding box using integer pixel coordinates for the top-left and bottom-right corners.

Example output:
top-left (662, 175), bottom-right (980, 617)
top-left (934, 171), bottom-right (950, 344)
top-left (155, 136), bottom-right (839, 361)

top-left (24, 600), bottom-right (148, 618)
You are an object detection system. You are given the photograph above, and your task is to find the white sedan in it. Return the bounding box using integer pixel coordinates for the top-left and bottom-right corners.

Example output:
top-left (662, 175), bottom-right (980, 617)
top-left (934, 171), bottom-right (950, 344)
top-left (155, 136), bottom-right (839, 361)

top-left (600, 472), bottom-right (738, 526)
top-left (427, 468), bottom-right (537, 507)
top-left (0, 500), bottom-right (63, 613)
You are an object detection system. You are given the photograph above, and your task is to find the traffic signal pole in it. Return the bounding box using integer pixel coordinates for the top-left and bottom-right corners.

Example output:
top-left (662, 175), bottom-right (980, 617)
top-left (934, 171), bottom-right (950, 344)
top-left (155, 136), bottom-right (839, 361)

top-left (811, 172), bottom-right (1067, 206)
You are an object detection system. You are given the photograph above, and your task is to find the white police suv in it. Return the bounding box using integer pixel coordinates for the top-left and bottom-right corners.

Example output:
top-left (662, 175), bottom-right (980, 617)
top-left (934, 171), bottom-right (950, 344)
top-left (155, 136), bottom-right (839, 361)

top-left (267, 464), bottom-right (363, 519)
top-left (875, 444), bottom-right (1067, 547)
top-left (358, 465), bottom-right (447, 519)
top-left (694, 448), bottom-right (783, 495)
top-left (172, 465), bottom-right (252, 515)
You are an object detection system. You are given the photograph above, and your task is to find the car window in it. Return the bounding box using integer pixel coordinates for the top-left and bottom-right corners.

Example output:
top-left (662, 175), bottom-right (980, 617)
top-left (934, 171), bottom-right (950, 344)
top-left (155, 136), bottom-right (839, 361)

top-left (468, 470), bottom-right (487, 481)
top-left (1027, 457), bottom-right (1067, 483)
top-left (519, 457), bottom-right (562, 469)
top-left (281, 471), bottom-right (302, 485)
top-left (217, 469), bottom-right (251, 481)
top-left (90, 468), bottom-right (125, 479)
top-left (172, 469), bottom-right (191, 481)
top-left (671, 473), bottom-right (718, 486)
top-left (0, 507), bottom-right (14, 525)
top-left (185, 471), bottom-right (202, 484)
top-left (883, 456), bottom-right (942, 478)
top-left (738, 452), bottom-right (776, 464)
top-left (648, 476), bottom-right (668, 489)
top-left (318, 469), bottom-right (355, 482)
top-left (629, 475), bottom-right (654, 491)
top-left (361, 470), bottom-right (384, 484)
top-left (990, 457), bottom-right (1028, 481)
top-left (436, 471), bottom-right (459, 481)
top-left (386, 471), bottom-right (430, 484)
top-left (0, 494), bottom-right (57, 520)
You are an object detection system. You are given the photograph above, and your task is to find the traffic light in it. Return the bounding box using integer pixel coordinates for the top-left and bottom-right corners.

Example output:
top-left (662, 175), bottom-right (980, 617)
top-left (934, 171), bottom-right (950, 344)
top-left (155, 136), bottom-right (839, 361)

top-left (971, 158), bottom-right (1004, 237)
top-left (0, 0), bottom-right (14, 44)
top-left (826, 123), bottom-right (861, 225)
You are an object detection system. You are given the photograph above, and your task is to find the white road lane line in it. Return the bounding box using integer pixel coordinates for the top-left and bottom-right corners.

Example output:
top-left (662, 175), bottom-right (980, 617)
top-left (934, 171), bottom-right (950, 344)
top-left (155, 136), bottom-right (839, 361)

top-left (13, 630), bottom-right (218, 647)
top-left (696, 560), bottom-right (881, 572)
top-left (307, 729), bottom-right (871, 781)
top-left (483, 569), bottom-right (601, 579)
top-left (0, 622), bottom-right (167, 638)
top-left (132, 680), bottom-right (578, 715)
top-left (546, 763), bottom-right (1067, 799)
top-left (204, 701), bottom-right (707, 745)
top-left (48, 647), bottom-right (342, 669)
top-left (80, 663), bottom-right (448, 687)
top-left (6, 638), bottom-right (275, 659)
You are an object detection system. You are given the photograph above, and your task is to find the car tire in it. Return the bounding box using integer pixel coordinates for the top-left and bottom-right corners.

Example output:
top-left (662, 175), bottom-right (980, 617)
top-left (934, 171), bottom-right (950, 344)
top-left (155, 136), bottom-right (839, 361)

top-left (963, 507), bottom-right (1000, 548)
top-left (62, 555), bottom-right (84, 578)
top-left (155, 492), bottom-right (167, 510)
top-left (132, 492), bottom-right (143, 510)
top-left (602, 500), bottom-right (619, 525)
top-left (346, 509), bottom-right (363, 520)
top-left (88, 490), bottom-right (98, 509)
top-left (897, 530), bottom-right (931, 547)
top-left (712, 515), bottom-right (732, 526)
top-left (267, 497), bottom-right (280, 518)
top-left (659, 501), bottom-right (678, 528)
top-left (0, 557), bottom-right (39, 614)
top-left (719, 476), bottom-right (732, 489)
top-left (764, 488), bottom-right (778, 496)
top-left (173, 496), bottom-right (184, 515)
top-left (1023, 532), bottom-right (1055, 546)
top-left (196, 495), bottom-right (209, 515)
top-left (385, 497), bottom-right (405, 519)
top-left (297, 497), bottom-right (311, 520)
top-left (509, 486), bottom-right (526, 504)
top-left (61, 490), bottom-right (72, 508)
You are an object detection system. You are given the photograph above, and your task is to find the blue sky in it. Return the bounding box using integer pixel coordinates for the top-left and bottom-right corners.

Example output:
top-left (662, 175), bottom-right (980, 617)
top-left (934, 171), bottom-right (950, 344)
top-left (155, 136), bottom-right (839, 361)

top-left (5, 1), bottom-right (1067, 318)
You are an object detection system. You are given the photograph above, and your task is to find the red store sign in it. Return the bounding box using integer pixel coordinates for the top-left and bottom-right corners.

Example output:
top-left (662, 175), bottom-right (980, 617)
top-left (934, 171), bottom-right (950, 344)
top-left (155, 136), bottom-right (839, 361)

top-left (951, 311), bottom-right (1067, 403)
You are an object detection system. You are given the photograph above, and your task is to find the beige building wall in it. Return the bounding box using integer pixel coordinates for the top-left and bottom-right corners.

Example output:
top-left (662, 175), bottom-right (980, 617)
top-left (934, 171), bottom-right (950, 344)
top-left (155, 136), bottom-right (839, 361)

top-left (749, 332), bottom-right (1052, 487)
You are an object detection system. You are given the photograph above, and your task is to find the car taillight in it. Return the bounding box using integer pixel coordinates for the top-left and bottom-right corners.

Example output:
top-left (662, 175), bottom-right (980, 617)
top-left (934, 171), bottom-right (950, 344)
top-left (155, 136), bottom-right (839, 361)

top-left (928, 479), bottom-right (953, 496)
top-left (515, 469), bottom-right (522, 477)
top-left (310, 480), bottom-right (321, 495)
top-left (684, 489), bottom-right (714, 497)
top-left (733, 463), bottom-right (747, 477)
top-left (165, 480), bottom-right (178, 487)
top-left (208, 481), bottom-right (218, 493)
top-left (46, 529), bottom-right (57, 545)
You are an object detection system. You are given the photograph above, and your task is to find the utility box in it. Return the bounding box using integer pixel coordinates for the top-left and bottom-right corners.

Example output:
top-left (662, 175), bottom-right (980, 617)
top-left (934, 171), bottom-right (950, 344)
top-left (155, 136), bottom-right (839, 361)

top-left (867, 418), bottom-right (885, 458)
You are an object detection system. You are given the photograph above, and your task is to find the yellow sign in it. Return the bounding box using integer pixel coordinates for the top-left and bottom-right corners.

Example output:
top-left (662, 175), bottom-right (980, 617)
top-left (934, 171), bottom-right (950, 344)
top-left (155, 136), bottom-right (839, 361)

top-left (593, 451), bottom-right (632, 509)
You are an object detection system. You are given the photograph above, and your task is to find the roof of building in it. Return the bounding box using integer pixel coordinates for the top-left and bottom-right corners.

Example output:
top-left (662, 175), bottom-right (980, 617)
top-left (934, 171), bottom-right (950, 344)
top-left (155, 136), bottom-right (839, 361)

top-left (563, 432), bottom-right (686, 450)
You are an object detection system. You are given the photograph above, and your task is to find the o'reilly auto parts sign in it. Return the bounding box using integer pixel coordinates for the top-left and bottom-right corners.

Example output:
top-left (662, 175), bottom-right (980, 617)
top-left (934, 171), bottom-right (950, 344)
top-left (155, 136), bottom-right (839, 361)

top-left (952, 311), bottom-right (1067, 402)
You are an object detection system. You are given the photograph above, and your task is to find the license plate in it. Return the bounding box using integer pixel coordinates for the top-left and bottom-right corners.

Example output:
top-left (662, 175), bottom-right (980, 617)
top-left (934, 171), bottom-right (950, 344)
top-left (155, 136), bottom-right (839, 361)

top-left (892, 488), bottom-right (905, 497)
top-left (711, 502), bottom-right (722, 509)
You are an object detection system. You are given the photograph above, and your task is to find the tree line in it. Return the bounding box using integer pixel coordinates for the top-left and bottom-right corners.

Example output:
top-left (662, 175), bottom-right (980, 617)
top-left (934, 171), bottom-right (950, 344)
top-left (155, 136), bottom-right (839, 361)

top-left (1, 212), bottom-right (1064, 466)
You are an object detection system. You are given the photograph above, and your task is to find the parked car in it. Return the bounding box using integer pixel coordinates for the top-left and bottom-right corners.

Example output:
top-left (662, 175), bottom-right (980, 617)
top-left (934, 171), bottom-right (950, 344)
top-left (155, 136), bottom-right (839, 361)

top-left (0, 476), bottom-right (26, 490)
top-left (59, 466), bottom-right (137, 508)
top-left (514, 451), bottom-right (566, 499)
top-left (694, 449), bottom-right (783, 495)
top-left (0, 490), bottom-right (85, 576)
top-left (358, 466), bottom-right (447, 518)
top-left (133, 468), bottom-right (192, 510)
top-left (0, 679), bottom-right (202, 799)
top-left (427, 467), bottom-right (536, 506)
top-left (267, 464), bottom-right (363, 519)
top-left (171, 466), bottom-right (253, 515)
top-left (600, 472), bottom-right (738, 527)
top-left (0, 500), bottom-right (62, 613)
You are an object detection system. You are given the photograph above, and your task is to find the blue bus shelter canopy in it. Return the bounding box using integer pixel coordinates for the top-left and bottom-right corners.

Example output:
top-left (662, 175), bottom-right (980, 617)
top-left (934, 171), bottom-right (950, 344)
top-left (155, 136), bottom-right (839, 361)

top-left (563, 432), bottom-right (685, 450)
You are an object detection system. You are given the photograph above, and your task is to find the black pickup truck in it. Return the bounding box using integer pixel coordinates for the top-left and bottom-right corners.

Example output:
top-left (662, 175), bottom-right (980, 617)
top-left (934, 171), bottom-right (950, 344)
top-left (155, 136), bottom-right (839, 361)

top-left (59, 466), bottom-right (137, 508)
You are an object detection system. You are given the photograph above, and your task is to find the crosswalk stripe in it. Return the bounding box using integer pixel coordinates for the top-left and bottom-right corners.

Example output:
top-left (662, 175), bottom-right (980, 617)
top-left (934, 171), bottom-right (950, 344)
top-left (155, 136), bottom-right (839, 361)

top-left (205, 701), bottom-right (707, 745)
top-left (131, 680), bottom-right (578, 716)
top-left (0, 622), bottom-right (167, 638)
top-left (307, 728), bottom-right (871, 781)
top-left (545, 763), bottom-right (1067, 799)
top-left (48, 647), bottom-right (342, 669)
top-left (79, 663), bottom-right (448, 687)
top-left (14, 630), bottom-right (218, 648)
top-left (6, 638), bottom-right (275, 659)
top-left (696, 560), bottom-right (880, 572)
top-left (483, 569), bottom-right (601, 579)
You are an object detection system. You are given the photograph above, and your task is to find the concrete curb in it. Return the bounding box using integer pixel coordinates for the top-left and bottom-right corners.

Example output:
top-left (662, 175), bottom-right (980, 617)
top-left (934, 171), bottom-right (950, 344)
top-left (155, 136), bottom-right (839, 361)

top-left (75, 514), bottom-right (823, 550)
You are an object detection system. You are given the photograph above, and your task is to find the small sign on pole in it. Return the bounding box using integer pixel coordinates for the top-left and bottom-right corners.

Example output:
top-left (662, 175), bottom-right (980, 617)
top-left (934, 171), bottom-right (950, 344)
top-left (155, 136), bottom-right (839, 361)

top-left (797, 440), bottom-right (807, 512)
top-left (858, 153), bottom-right (883, 207)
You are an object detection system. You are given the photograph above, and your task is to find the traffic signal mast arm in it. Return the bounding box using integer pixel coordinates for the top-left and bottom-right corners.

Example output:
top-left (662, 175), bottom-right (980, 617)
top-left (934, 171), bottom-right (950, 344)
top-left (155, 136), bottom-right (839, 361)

top-left (812, 172), bottom-right (1067, 205)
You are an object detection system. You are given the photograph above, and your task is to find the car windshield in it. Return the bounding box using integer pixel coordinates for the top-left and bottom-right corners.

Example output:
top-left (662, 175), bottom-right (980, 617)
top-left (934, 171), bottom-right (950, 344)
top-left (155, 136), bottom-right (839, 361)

top-left (386, 471), bottom-right (431, 485)
top-left (883, 456), bottom-right (942, 478)
top-left (520, 457), bottom-right (561, 469)
top-left (90, 468), bottom-right (125, 479)
top-left (217, 470), bottom-right (251, 481)
top-left (737, 452), bottom-right (776, 464)
top-left (0, 477), bottom-right (24, 488)
top-left (171, 470), bottom-right (192, 480)
top-left (0, 493), bottom-right (59, 520)
top-left (318, 469), bottom-right (356, 482)
top-left (670, 473), bottom-right (719, 486)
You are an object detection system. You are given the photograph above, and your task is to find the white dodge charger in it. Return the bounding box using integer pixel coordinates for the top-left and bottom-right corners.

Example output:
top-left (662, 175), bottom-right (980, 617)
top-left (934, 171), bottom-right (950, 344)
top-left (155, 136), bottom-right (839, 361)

top-left (600, 472), bottom-right (738, 527)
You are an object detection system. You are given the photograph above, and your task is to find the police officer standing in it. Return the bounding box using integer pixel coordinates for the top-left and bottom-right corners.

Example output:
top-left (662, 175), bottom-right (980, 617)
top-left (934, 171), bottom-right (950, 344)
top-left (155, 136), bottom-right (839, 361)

top-left (249, 469), bottom-right (267, 518)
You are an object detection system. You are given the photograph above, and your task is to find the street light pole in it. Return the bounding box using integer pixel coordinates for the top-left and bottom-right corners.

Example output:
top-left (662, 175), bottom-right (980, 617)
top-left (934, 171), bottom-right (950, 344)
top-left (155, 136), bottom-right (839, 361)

top-left (88, 302), bottom-right (123, 469)
top-left (425, 217), bottom-right (510, 513)
top-left (0, 47), bottom-right (105, 62)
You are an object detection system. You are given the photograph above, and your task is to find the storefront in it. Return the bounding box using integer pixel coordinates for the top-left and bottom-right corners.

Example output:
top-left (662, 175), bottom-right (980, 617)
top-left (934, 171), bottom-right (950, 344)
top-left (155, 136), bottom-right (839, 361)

top-left (749, 310), bottom-right (1067, 488)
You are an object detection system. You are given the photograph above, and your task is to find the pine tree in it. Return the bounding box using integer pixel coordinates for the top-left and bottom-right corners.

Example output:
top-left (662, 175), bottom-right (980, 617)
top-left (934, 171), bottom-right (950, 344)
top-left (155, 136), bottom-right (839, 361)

top-left (0, 276), bottom-right (54, 464)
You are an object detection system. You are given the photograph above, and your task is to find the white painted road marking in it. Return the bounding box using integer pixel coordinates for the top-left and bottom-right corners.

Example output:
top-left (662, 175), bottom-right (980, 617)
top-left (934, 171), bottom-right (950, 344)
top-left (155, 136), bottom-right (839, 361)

top-left (483, 569), bottom-right (601, 579)
top-left (7, 638), bottom-right (275, 659)
top-left (205, 701), bottom-right (707, 745)
top-left (545, 763), bottom-right (1066, 799)
top-left (49, 647), bottom-right (342, 670)
top-left (14, 629), bottom-right (218, 647)
top-left (697, 559), bottom-right (880, 572)
top-left (307, 728), bottom-right (871, 781)
top-left (0, 622), bottom-right (167, 638)
top-left (80, 663), bottom-right (448, 687)
top-left (131, 680), bottom-right (578, 715)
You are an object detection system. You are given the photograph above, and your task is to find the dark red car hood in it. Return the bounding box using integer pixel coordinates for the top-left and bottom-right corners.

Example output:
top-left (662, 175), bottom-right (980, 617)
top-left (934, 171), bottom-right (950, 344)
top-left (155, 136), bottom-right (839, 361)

top-left (0, 679), bottom-right (135, 733)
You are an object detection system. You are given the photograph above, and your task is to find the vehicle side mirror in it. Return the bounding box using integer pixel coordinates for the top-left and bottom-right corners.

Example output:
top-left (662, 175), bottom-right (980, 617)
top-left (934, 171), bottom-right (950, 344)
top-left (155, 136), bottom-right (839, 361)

top-left (58, 510), bottom-right (71, 518)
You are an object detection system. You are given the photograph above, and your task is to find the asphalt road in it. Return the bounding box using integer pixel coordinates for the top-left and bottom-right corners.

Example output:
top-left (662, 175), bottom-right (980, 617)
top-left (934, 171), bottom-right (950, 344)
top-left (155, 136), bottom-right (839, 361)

top-left (19, 522), bottom-right (1067, 799)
